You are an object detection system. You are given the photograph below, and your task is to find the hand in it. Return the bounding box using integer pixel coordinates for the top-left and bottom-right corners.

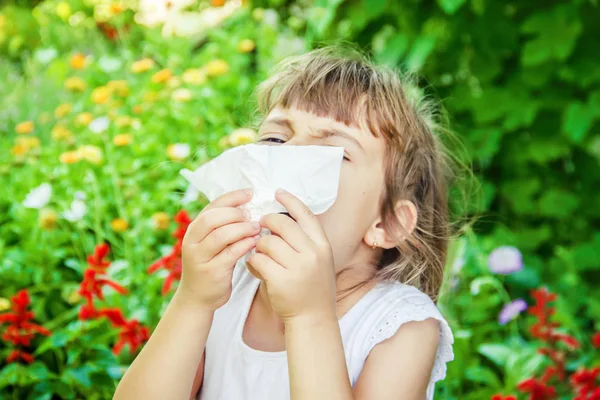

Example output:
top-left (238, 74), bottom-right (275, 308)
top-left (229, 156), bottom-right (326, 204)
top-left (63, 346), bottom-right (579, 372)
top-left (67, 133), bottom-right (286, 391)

top-left (177, 188), bottom-right (262, 311)
top-left (246, 189), bottom-right (337, 323)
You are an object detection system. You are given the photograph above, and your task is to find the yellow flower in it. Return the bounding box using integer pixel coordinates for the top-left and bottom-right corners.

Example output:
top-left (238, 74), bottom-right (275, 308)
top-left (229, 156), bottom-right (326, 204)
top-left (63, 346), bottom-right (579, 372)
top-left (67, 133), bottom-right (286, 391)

top-left (66, 289), bottom-right (82, 305)
top-left (110, 4), bottom-right (124, 15)
top-left (59, 150), bottom-right (82, 164)
top-left (91, 86), bottom-right (111, 104)
top-left (152, 69), bottom-right (172, 84)
top-left (238, 39), bottom-right (255, 53)
top-left (16, 136), bottom-right (41, 151)
top-left (0, 297), bottom-right (10, 312)
top-left (142, 91), bottom-right (159, 103)
top-left (167, 76), bottom-right (181, 89)
top-left (75, 112), bottom-right (94, 126)
top-left (51, 125), bottom-right (73, 142)
top-left (15, 121), bottom-right (34, 134)
top-left (115, 115), bottom-right (132, 128)
top-left (107, 80), bottom-right (129, 97)
top-left (182, 68), bottom-right (206, 85)
top-left (111, 218), bottom-right (128, 232)
top-left (131, 58), bottom-right (155, 73)
top-left (152, 212), bottom-right (170, 230)
top-left (39, 209), bottom-right (58, 230)
top-left (205, 59), bottom-right (230, 77)
top-left (132, 105), bottom-right (144, 114)
top-left (64, 76), bottom-right (86, 92)
top-left (172, 88), bottom-right (193, 102)
top-left (228, 128), bottom-right (257, 146)
top-left (218, 136), bottom-right (231, 149)
top-left (56, 1), bottom-right (72, 21)
top-left (70, 53), bottom-right (87, 70)
top-left (54, 103), bottom-right (72, 118)
top-left (113, 134), bottom-right (133, 146)
top-left (78, 145), bottom-right (103, 165)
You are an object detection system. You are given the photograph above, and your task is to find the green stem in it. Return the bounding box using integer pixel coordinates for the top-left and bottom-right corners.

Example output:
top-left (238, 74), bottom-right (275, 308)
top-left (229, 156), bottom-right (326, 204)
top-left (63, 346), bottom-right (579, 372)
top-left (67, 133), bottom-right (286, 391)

top-left (44, 307), bottom-right (79, 332)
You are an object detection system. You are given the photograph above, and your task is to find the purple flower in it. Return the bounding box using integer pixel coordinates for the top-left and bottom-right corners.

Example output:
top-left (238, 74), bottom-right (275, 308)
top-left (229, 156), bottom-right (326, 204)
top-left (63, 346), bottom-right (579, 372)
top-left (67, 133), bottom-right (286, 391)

top-left (488, 246), bottom-right (523, 275)
top-left (498, 298), bottom-right (528, 325)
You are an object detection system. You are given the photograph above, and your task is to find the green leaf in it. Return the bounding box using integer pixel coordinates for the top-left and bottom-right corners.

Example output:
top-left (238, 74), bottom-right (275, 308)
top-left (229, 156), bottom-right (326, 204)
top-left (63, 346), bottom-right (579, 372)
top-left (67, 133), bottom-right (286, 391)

top-left (563, 101), bottom-right (597, 143)
top-left (572, 233), bottom-right (600, 271)
top-left (437, 0), bottom-right (467, 14)
top-left (405, 35), bottom-right (436, 72)
top-left (478, 343), bottom-right (512, 367)
top-left (63, 365), bottom-right (93, 389)
top-left (465, 365), bottom-right (502, 387)
top-left (538, 189), bottom-right (580, 218)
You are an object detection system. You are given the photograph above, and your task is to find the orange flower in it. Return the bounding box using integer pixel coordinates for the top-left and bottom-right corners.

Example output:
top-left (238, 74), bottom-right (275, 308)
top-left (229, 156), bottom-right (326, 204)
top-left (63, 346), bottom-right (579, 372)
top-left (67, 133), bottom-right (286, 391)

top-left (151, 69), bottom-right (172, 84)
top-left (54, 103), bottom-right (72, 118)
top-left (91, 86), bottom-right (111, 104)
top-left (131, 58), bottom-right (154, 73)
top-left (59, 151), bottom-right (82, 164)
top-left (113, 134), bottom-right (132, 146)
top-left (152, 212), bottom-right (170, 230)
top-left (70, 53), bottom-right (87, 70)
top-left (110, 4), bottom-right (124, 15)
top-left (211, 0), bottom-right (226, 6)
top-left (13, 137), bottom-right (40, 156)
top-left (51, 125), bottom-right (73, 142)
top-left (237, 39), bottom-right (255, 53)
top-left (75, 112), bottom-right (94, 126)
top-left (15, 121), bottom-right (34, 134)
top-left (132, 105), bottom-right (144, 114)
top-left (205, 59), bottom-right (229, 77)
top-left (111, 218), bottom-right (128, 232)
top-left (64, 77), bottom-right (86, 92)
top-left (78, 145), bottom-right (103, 165)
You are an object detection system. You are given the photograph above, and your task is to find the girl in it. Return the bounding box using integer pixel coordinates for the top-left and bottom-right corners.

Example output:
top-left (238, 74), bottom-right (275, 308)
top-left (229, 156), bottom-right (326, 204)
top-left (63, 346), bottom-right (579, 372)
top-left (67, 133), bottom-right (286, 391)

top-left (114, 45), bottom-right (455, 400)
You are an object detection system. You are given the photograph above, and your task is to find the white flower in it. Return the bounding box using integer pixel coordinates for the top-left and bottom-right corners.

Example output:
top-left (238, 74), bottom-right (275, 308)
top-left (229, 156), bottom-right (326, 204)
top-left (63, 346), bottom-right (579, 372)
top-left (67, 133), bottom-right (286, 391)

top-left (181, 185), bottom-right (199, 205)
top-left (135, 0), bottom-right (195, 27)
top-left (89, 116), bottom-right (110, 134)
top-left (167, 143), bottom-right (191, 160)
top-left (63, 199), bottom-right (87, 222)
top-left (34, 48), bottom-right (58, 65)
top-left (98, 56), bottom-right (123, 73)
top-left (74, 191), bottom-right (86, 201)
top-left (23, 183), bottom-right (52, 209)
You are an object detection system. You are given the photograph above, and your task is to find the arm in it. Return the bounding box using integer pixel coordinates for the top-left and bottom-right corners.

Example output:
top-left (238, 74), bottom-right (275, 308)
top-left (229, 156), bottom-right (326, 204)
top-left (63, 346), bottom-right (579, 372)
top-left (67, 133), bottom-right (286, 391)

top-left (113, 294), bottom-right (213, 400)
top-left (353, 318), bottom-right (440, 400)
top-left (285, 314), bottom-right (353, 400)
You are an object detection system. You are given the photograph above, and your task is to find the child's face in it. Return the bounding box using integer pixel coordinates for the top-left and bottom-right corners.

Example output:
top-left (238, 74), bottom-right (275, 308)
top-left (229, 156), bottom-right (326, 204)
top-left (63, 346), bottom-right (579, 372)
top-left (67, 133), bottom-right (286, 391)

top-left (258, 106), bottom-right (388, 270)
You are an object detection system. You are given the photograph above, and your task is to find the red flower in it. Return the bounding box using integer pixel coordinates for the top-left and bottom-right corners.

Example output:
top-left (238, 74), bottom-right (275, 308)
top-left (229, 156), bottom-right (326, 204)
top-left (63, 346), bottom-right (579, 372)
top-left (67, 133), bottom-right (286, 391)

top-left (87, 243), bottom-right (111, 271)
top-left (0, 289), bottom-right (51, 364)
top-left (78, 268), bottom-right (128, 304)
top-left (148, 211), bottom-right (191, 295)
top-left (517, 377), bottom-right (557, 400)
top-left (492, 394), bottom-right (517, 400)
top-left (571, 367), bottom-right (600, 398)
top-left (113, 319), bottom-right (150, 355)
top-left (98, 308), bottom-right (127, 327)
top-left (592, 333), bottom-right (600, 349)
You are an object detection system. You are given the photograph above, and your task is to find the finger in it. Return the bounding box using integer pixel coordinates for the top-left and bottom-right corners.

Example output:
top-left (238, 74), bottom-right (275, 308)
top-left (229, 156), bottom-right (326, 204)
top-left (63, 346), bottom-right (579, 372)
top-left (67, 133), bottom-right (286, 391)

top-left (199, 221), bottom-right (261, 260)
top-left (203, 188), bottom-right (253, 211)
top-left (259, 214), bottom-right (312, 252)
top-left (212, 235), bottom-right (260, 266)
top-left (183, 207), bottom-right (251, 245)
top-left (246, 253), bottom-right (283, 283)
top-left (255, 235), bottom-right (297, 266)
top-left (274, 189), bottom-right (326, 243)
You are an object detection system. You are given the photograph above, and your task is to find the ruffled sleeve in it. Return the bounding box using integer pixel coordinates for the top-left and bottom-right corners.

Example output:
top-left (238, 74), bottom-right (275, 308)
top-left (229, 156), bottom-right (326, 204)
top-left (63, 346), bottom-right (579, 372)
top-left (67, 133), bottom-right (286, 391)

top-left (364, 284), bottom-right (454, 387)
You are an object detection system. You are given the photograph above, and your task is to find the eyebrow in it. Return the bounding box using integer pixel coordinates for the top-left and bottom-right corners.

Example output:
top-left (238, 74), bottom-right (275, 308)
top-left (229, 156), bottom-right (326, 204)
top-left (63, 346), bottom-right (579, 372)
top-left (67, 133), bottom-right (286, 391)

top-left (261, 117), bottom-right (365, 152)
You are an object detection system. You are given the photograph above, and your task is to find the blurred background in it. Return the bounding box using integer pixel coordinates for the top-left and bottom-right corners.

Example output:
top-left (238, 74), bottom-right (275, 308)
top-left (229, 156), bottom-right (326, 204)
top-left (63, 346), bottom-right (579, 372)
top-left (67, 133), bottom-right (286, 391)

top-left (1, 0), bottom-right (599, 399)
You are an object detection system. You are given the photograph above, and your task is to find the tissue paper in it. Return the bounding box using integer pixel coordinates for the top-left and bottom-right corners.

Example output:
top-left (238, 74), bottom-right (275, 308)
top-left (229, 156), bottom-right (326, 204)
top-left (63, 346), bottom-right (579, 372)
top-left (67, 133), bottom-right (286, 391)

top-left (180, 144), bottom-right (344, 221)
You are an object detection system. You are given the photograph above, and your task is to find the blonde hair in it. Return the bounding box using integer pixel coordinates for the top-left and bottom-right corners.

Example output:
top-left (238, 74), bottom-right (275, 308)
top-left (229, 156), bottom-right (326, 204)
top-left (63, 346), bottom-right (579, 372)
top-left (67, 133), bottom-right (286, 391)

top-left (253, 44), bottom-right (463, 302)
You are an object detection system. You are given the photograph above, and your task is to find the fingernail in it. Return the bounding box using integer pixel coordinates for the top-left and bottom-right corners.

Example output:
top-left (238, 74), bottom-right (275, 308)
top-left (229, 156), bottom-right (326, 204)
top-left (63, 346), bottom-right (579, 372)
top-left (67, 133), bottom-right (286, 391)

top-left (276, 188), bottom-right (286, 195)
top-left (243, 209), bottom-right (251, 221)
top-left (252, 222), bottom-right (261, 230)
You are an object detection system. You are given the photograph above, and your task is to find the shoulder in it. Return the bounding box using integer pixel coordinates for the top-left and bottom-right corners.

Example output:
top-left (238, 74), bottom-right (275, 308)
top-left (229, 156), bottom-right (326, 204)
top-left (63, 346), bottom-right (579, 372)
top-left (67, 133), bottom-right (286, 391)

top-left (364, 281), bottom-right (454, 384)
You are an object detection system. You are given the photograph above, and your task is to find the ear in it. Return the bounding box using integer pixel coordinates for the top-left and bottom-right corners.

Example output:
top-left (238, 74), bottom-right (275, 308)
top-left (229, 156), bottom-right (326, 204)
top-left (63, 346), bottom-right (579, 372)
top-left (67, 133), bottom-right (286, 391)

top-left (364, 200), bottom-right (418, 250)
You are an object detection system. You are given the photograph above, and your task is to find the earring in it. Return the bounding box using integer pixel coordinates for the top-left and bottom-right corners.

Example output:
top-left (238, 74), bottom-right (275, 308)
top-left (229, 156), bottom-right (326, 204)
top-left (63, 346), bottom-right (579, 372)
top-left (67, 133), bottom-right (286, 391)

top-left (372, 241), bottom-right (378, 250)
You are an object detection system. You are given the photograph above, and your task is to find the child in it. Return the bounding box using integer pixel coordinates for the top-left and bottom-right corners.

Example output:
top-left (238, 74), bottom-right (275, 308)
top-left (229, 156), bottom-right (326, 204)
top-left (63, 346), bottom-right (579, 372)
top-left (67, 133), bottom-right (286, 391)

top-left (114, 45), bottom-right (455, 400)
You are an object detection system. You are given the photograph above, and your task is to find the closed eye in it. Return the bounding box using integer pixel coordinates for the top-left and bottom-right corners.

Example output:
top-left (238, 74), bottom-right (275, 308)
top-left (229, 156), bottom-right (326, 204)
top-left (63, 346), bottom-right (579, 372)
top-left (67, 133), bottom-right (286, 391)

top-left (258, 137), bottom-right (350, 161)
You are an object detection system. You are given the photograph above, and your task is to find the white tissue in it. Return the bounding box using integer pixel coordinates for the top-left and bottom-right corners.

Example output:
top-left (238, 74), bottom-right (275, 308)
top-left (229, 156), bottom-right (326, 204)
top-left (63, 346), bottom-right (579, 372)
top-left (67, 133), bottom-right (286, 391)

top-left (180, 144), bottom-right (344, 220)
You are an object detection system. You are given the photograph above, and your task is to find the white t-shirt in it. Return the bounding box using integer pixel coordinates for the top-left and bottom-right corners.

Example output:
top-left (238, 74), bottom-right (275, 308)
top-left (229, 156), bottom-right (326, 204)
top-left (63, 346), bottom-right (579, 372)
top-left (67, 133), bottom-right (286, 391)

top-left (198, 261), bottom-right (454, 400)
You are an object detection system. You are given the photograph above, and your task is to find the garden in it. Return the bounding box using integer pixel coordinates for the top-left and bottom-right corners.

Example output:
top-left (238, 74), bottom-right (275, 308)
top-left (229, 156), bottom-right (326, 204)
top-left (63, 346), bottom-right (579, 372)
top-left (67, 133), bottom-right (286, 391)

top-left (0, 0), bottom-right (599, 399)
